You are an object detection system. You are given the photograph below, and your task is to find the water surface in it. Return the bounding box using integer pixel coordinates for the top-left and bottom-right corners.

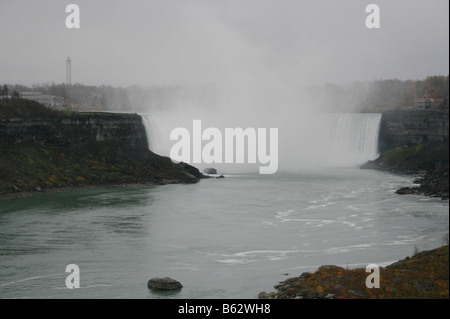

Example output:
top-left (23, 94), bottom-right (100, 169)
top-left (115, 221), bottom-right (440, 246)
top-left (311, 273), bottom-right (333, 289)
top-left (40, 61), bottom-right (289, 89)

top-left (0, 169), bottom-right (448, 298)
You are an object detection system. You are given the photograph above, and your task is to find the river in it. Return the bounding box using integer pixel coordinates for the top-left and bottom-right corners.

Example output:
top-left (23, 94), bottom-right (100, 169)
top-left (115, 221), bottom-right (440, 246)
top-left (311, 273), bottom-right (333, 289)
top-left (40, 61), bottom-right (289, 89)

top-left (0, 168), bottom-right (448, 298)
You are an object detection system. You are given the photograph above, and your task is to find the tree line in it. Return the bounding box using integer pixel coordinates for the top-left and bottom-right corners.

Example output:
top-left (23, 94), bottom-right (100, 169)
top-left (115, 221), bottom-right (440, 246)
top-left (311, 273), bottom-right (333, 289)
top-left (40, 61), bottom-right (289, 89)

top-left (0, 84), bottom-right (19, 99)
top-left (2, 75), bottom-right (448, 112)
top-left (309, 75), bottom-right (449, 112)
top-left (1, 82), bottom-right (216, 112)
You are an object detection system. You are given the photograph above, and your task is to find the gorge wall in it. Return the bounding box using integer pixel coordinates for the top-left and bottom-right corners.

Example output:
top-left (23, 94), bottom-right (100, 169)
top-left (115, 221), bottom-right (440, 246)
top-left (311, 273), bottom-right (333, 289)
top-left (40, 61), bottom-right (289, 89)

top-left (378, 110), bottom-right (449, 152)
top-left (0, 113), bottom-right (148, 149)
top-left (0, 101), bottom-right (202, 197)
top-left (363, 110), bottom-right (449, 200)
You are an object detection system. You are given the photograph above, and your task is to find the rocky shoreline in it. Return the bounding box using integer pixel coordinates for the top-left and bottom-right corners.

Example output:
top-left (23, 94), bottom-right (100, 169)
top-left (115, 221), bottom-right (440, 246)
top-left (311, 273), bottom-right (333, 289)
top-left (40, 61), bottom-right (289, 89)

top-left (0, 142), bottom-right (205, 201)
top-left (395, 169), bottom-right (449, 200)
top-left (258, 245), bottom-right (449, 299)
top-left (0, 180), bottom-right (192, 202)
top-left (361, 141), bottom-right (449, 200)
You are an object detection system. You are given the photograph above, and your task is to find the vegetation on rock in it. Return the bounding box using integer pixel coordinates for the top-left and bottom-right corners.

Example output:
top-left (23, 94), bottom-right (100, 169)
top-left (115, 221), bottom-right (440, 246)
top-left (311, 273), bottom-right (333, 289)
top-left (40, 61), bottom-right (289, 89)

top-left (362, 141), bottom-right (449, 200)
top-left (259, 245), bottom-right (449, 299)
top-left (0, 99), bottom-right (202, 198)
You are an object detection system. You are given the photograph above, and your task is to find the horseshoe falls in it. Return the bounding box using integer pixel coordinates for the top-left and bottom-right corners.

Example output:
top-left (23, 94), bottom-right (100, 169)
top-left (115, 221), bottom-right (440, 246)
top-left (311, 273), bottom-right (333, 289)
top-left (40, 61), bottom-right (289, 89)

top-left (140, 112), bottom-right (382, 171)
top-left (303, 113), bottom-right (382, 168)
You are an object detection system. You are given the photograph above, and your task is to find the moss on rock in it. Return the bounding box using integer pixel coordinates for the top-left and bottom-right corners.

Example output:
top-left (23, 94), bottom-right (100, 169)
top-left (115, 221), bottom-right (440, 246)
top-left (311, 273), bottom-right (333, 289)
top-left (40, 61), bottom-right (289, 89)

top-left (259, 246), bottom-right (449, 299)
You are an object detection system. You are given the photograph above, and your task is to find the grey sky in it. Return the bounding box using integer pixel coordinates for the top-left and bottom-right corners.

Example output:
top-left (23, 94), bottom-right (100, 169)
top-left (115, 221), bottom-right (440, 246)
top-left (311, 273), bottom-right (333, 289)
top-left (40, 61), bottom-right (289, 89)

top-left (0, 0), bottom-right (448, 87)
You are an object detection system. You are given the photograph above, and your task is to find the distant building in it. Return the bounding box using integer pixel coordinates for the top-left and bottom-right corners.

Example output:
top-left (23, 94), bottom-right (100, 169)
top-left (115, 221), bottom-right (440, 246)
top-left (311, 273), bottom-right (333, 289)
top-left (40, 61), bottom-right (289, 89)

top-left (66, 57), bottom-right (72, 85)
top-left (413, 93), bottom-right (447, 110)
top-left (19, 92), bottom-right (65, 109)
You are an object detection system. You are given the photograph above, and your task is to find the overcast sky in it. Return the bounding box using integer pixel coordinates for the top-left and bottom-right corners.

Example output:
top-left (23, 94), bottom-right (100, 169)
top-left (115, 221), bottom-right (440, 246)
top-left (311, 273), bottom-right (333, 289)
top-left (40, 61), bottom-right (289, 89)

top-left (0, 0), bottom-right (448, 87)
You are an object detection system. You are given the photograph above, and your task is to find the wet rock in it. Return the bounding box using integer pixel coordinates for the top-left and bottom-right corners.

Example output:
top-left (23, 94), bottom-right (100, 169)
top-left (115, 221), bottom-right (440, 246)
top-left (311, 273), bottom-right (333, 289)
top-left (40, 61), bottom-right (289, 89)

top-left (284, 277), bottom-right (300, 284)
top-left (278, 284), bottom-right (290, 292)
top-left (258, 291), bottom-right (277, 299)
top-left (396, 187), bottom-right (421, 195)
top-left (203, 168), bottom-right (217, 174)
top-left (298, 272), bottom-right (311, 280)
top-left (147, 277), bottom-right (183, 291)
top-left (258, 291), bottom-right (268, 299)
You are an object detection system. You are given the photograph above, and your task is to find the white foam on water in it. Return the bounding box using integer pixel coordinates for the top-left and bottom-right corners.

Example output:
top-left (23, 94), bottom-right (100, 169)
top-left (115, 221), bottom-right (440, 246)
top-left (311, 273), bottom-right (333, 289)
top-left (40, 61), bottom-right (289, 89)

top-left (0, 273), bottom-right (63, 287)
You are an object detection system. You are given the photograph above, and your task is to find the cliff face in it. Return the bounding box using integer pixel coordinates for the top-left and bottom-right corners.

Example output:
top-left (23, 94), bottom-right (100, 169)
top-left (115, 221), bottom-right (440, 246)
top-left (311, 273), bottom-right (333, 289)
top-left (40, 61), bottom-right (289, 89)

top-left (362, 110), bottom-right (449, 200)
top-left (378, 110), bottom-right (449, 152)
top-left (0, 113), bottom-right (148, 148)
top-left (0, 100), bottom-right (202, 197)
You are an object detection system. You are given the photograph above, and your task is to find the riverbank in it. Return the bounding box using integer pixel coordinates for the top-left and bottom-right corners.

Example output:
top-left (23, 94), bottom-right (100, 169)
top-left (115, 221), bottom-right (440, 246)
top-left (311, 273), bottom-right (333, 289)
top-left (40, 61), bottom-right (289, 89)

top-left (0, 143), bottom-right (203, 198)
top-left (258, 245), bottom-right (449, 299)
top-left (0, 182), bottom-right (172, 202)
top-left (361, 141), bottom-right (449, 200)
top-left (395, 168), bottom-right (449, 200)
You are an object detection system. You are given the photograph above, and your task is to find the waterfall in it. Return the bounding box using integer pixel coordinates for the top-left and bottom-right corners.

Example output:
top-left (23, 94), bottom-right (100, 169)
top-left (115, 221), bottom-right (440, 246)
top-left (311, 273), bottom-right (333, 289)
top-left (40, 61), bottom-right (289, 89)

top-left (323, 113), bottom-right (381, 166)
top-left (140, 112), bottom-right (382, 170)
top-left (278, 112), bottom-right (382, 169)
top-left (140, 114), bottom-right (164, 154)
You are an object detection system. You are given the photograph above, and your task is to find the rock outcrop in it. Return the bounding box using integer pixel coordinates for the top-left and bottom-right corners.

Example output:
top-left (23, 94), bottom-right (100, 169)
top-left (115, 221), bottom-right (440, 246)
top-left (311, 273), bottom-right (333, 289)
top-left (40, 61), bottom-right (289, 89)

top-left (362, 110), bottom-right (449, 200)
top-left (361, 141), bottom-right (449, 200)
top-left (147, 277), bottom-right (183, 291)
top-left (203, 168), bottom-right (217, 175)
top-left (258, 246), bottom-right (449, 299)
top-left (0, 99), bottom-right (203, 197)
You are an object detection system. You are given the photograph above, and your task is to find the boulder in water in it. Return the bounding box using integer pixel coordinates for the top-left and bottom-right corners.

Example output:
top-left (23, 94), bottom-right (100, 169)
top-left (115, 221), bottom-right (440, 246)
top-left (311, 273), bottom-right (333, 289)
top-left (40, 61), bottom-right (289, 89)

top-left (203, 168), bottom-right (217, 174)
top-left (147, 277), bottom-right (183, 291)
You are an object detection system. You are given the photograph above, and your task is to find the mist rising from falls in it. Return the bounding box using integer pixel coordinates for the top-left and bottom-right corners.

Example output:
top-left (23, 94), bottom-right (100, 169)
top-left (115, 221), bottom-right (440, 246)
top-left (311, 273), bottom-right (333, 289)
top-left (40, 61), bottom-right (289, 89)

top-left (140, 112), bottom-right (382, 173)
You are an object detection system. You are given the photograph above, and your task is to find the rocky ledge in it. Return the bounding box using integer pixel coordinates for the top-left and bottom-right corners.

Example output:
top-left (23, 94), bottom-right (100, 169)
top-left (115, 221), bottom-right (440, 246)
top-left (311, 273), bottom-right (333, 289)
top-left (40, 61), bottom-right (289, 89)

top-left (0, 99), bottom-right (205, 198)
top-left (258, 245), bottom-right (449, 299)
top-left (395, 168), bottom-right (449, 200)
top-left (361, 141), bottom-right (449, 200)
